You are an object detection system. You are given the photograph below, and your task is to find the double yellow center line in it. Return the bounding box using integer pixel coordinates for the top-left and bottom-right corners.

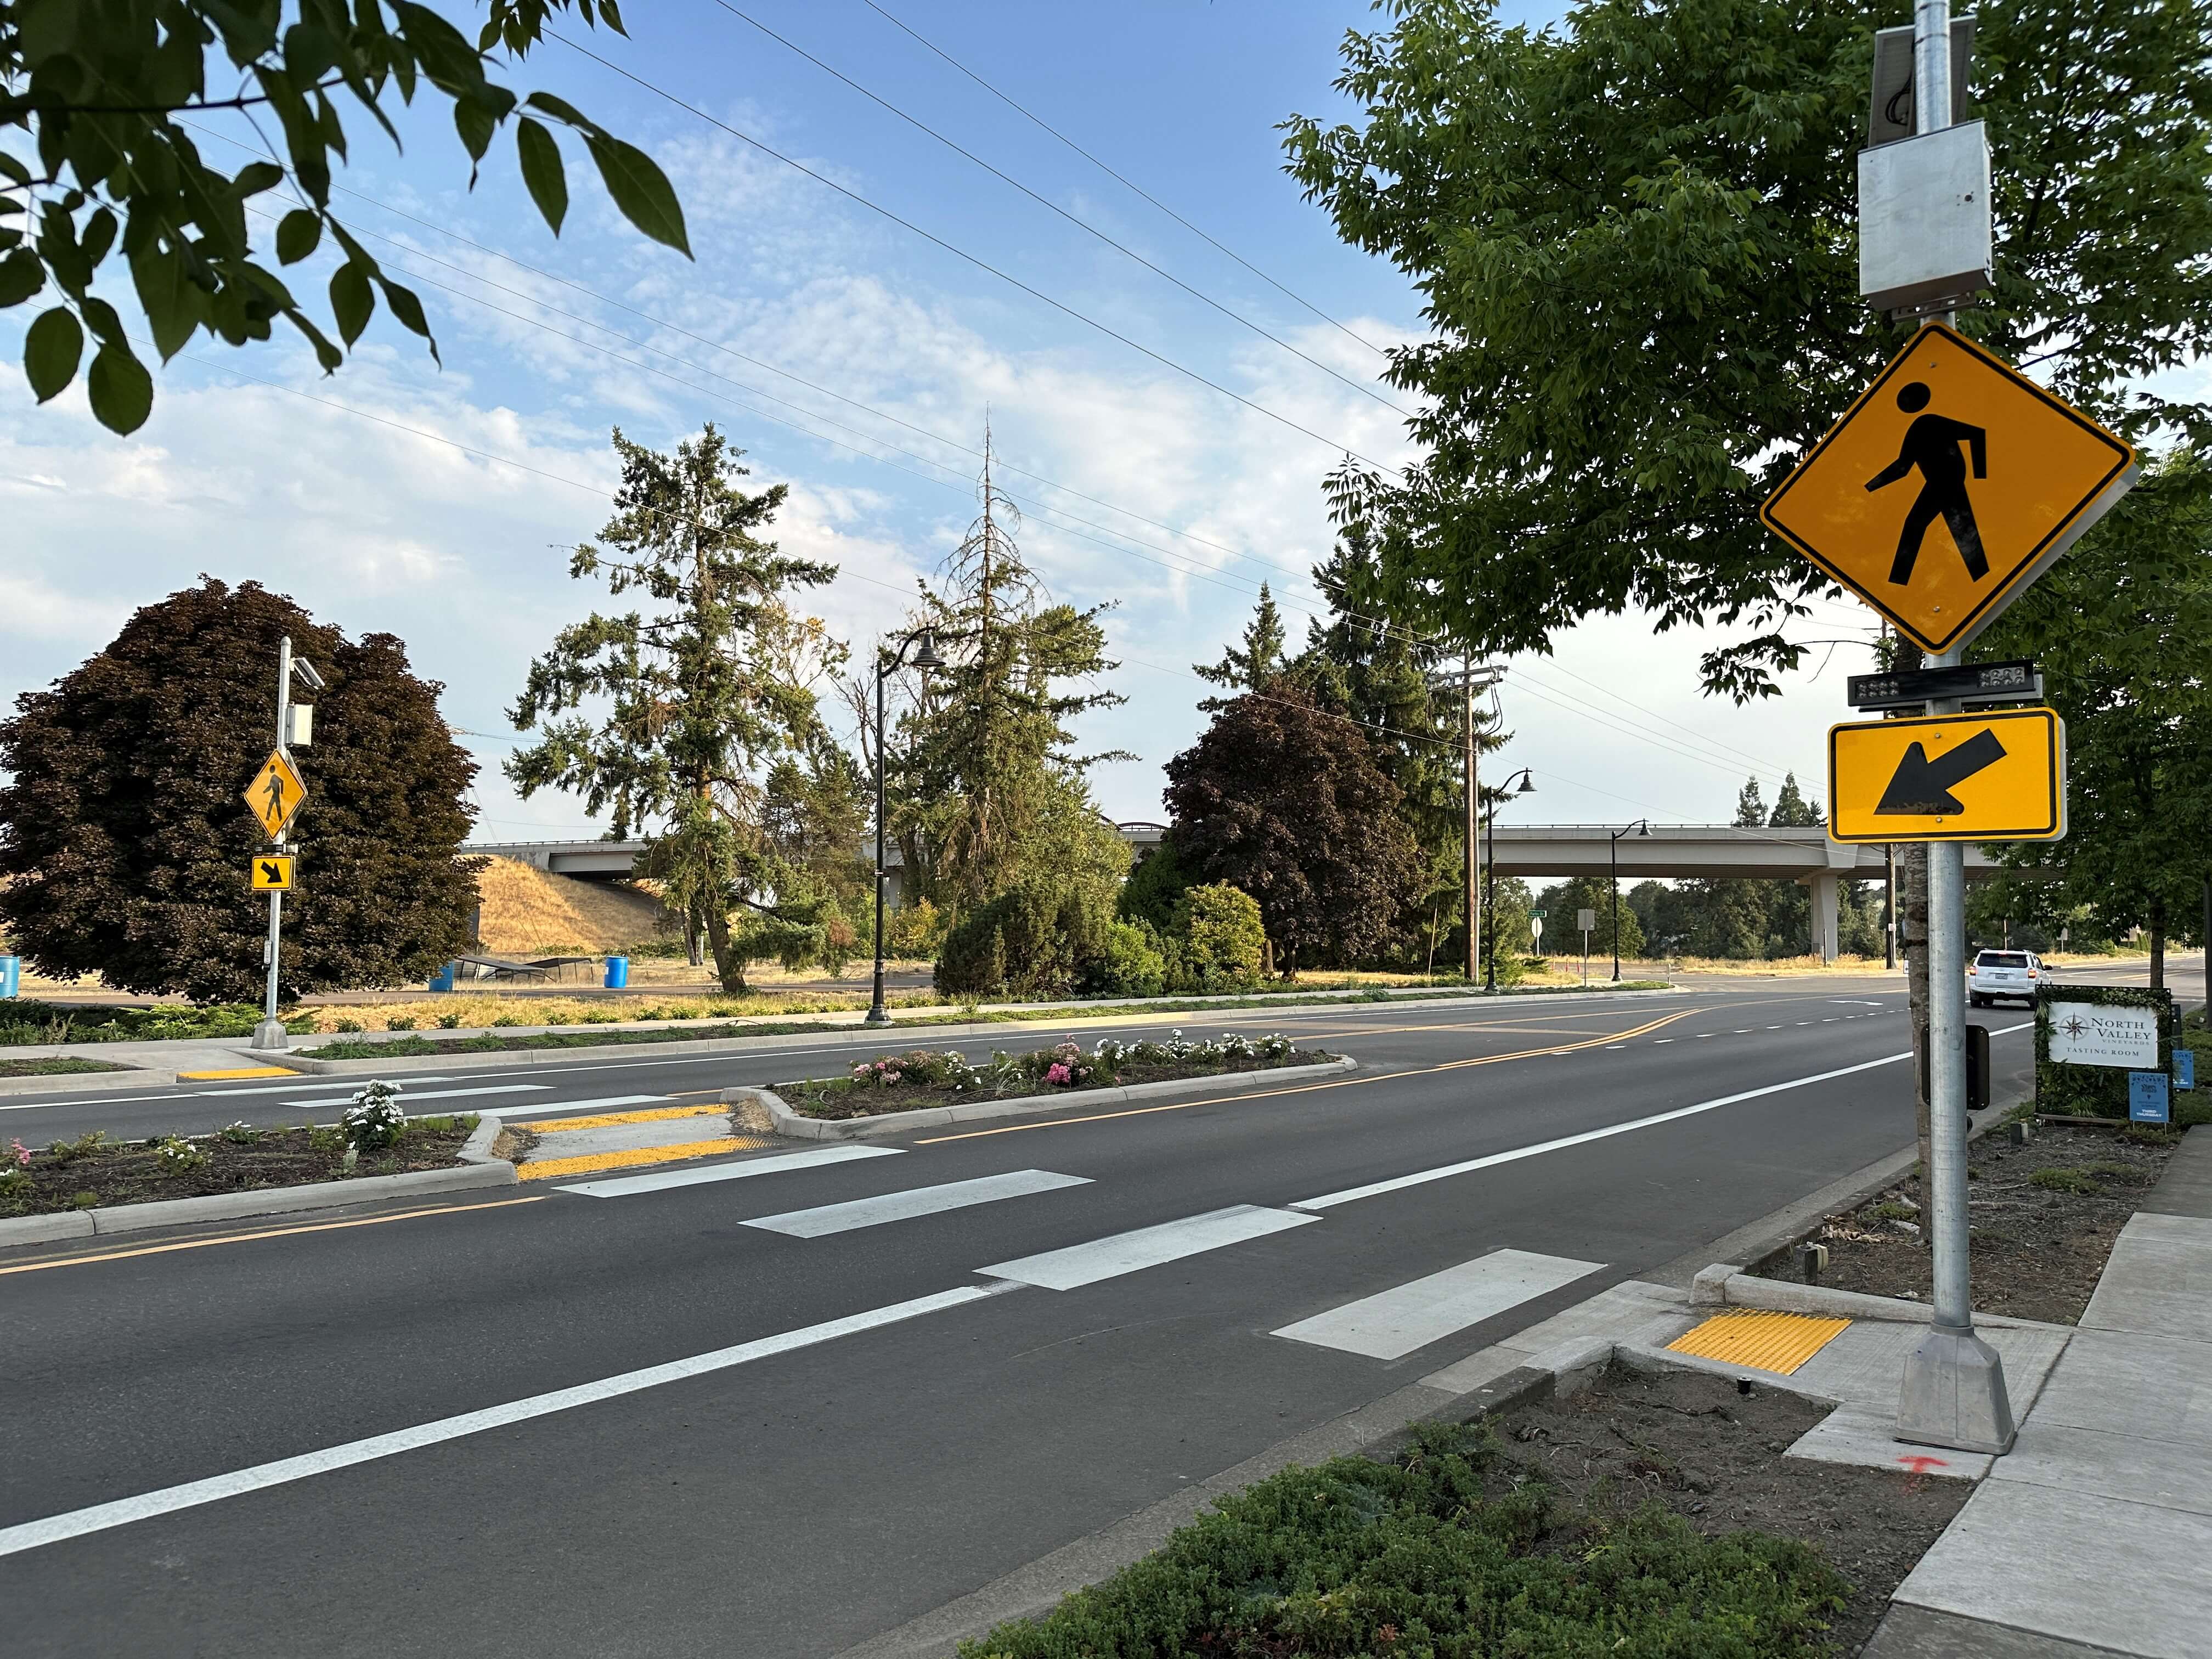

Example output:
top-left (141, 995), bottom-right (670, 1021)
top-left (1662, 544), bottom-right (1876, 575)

top-left (915, 1007), bottom-right (1703, 1144)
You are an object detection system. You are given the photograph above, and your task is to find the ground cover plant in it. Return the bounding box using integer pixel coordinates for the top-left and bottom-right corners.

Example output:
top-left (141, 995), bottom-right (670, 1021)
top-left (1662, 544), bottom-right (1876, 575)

top-left (786, 1032), bottom-right (1322, 1119)
top-left (960, 1404), bottom-right (1861, 1658)
top-left (0, 1058), bottom-right (126, 1078)
top-left (0, 1108), bottom-right (478, 1216)
top-left (0, 1000), bottom-right (318, 1047)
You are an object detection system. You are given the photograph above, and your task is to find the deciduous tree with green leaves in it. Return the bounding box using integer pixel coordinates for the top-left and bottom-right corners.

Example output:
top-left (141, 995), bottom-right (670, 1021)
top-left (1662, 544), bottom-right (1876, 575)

top-left (1982, 449), bottom-right (2212, 988)
top-left (1285, 0), bottom-right (2212, 698)
top-left (2, 0), bottom-right (689, 433)
top-left (507, 424), bottom-right (843, 994)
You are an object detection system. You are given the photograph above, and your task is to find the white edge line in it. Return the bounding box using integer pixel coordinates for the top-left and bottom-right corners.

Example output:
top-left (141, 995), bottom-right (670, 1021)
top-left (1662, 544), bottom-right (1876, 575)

top-left (1291, 1020), bottom-right (2039, 1213)
top-left (1291, 1053), bottom-right (1915, 1211)
top-left (0, 1283), bottom-right (1013, 1559)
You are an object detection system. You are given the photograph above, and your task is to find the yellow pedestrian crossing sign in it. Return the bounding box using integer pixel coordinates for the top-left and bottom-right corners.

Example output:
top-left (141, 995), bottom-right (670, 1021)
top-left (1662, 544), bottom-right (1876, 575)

top-left (1829, 707), bottom-right (2066, 843)
top-left (251, 855), bottom-right (295, 890)
top-left (243, 749), bottom-right (307, 841)
top-left (1762, 322), bottom-right (2135, 654)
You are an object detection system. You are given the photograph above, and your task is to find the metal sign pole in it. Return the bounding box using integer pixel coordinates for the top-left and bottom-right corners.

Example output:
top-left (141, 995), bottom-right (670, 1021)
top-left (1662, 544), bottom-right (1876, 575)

top-left (253, 637), bottom-right (293, 1052)
top-left (1895, 0), bottom-right (2016, 1454)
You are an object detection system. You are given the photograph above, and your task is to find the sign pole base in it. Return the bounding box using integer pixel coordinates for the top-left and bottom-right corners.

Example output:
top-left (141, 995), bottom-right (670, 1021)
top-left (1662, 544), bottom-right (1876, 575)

top-left (1897, 1323), bottom-right (2017, 1454)
top-left (250, 1019), bottom-right (290, 1052)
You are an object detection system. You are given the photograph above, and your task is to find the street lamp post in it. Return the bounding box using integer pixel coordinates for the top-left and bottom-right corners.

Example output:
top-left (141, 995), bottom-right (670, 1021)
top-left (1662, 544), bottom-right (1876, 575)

top-left (1484, 769), bottom-right (1537, 991)
top-left (866, 628), bottom-right (943, 1026)
top-left (1609, 820), bottom-right (1650, 981)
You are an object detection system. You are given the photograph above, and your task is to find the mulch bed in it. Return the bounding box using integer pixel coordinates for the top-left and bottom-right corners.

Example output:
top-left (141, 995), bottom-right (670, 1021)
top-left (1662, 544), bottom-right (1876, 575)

top-left (1488, 1364), bottom-right (1973, 1656)
top-left (1755, 1121), bottom-right (2179, 1325)
top-left (2, 1122), bottom-right (476, 1216)
top-left (784, 1051), bottom-right (1334, 1119)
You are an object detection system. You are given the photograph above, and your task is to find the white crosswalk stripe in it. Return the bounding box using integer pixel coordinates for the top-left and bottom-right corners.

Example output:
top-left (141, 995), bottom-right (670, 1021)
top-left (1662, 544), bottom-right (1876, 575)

top-left (1271, 1249), bottom-right (1603, 1360)
top-left (743, 1170), bottom-right (1091, 1238)
top-left (277, 1083), bottom-right (549, 1108)
top-left (979, 1205), bottom-right (1318, 1291)
top-left (558, 1143), bottom-right (901, 1197)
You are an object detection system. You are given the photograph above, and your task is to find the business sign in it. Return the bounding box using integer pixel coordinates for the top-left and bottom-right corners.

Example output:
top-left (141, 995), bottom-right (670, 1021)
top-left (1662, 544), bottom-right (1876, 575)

top-left (1760, 322), bottom-right (2135, 654)
top-left (2176, 1049), bottom-right (2196, 1092)
top-left (2048, 1001), bottom-right (2160, 1070)
top-left (2129, 1072), bottom-right (2171, 1125)
top-left (1829, 708), bottom-right (2064, 843)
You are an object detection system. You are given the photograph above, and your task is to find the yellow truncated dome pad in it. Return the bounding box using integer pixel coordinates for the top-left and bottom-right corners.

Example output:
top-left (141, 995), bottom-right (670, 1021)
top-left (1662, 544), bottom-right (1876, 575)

top-left (1665, 1311), bottom-right (1852, 1375)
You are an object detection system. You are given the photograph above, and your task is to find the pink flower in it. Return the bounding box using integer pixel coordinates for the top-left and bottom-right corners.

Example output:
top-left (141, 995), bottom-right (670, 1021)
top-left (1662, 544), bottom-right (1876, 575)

top-left (8, 1138), bottom-right (27, 1169)
top-left (1045, 1062), bottom-right (1071, 1085)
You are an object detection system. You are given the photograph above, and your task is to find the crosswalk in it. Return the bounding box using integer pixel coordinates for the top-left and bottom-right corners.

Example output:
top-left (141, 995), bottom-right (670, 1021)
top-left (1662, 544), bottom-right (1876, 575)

top-left (743, 1170), bottom-right (1090, 1238)
top-left (1272, 1248), bottom-right (1601, 1359)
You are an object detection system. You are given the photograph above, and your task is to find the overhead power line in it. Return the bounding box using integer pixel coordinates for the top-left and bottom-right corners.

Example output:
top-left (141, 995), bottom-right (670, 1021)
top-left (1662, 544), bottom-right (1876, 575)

top-left (857, 0), bottom-right (1391, 362)
top-left (549, 31), bottom-right (1408, 481)
top-left (710, 1), bottom-right (1410, 417)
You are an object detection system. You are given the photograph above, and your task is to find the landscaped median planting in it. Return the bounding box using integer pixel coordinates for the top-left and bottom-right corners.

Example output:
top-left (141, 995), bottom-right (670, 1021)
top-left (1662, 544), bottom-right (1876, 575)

top-left (958, 1406), bottom-right (1876, 1659)
top-left (782, 1031), bottom-right (1327, 1119)
top-left (0, 1089), bottom-right (479, 1218)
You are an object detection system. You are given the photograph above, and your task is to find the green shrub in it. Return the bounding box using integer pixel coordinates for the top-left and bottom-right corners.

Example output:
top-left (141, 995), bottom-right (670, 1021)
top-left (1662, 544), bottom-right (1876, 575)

top-left (1176, 884), bottom-right (1266, 991)
top-left (887, 896), bottom-right (948, 958)
top-left (958, 1420), bottom-right (1847, 1658)
top-left (387, 1015), bottom-right (417, 1032)
top-left (2031, 1166), bottom-right (2102, 1195)
top-left (1080, 920), bottom-right (1165, 998)
top-left (936, 883), bottom-right (1115, 1000)
top-left (437, 1012), bottom-right (462, 1029)
top-left (1115, 837), bottom-right (1192, 933)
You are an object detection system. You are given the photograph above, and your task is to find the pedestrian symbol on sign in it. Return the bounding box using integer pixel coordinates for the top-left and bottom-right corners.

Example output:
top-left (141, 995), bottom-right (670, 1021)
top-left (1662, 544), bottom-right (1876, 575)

top-left (1865, 382), bottom-right (1988, 585)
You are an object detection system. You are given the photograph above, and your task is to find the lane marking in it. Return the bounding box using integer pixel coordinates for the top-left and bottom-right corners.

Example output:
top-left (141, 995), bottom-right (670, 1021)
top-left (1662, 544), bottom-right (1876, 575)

top-left (1273, 1249), bottom-right (1604, 1361)
top-left (1289, 1051), bottom-right (1923, 1211)
top-left (743, 1170), bottom-right (1091, 1238)
top-left (517, 1135), bottom-right (771, 1182)
top-left (517, 1100), bottom-right (697, 1132)
top-left (206, 1076), bottom-right (457, 1095)
top-left (0, 1197), bottom-right (548, 1277)
top-left (979, 1204), bottom-right (1318, 1290)
top-left (916, 1008), bottom-right (1705, 1145)
top-left (0, 1284), bottom-right (1012, 1558)
top-left (558, 1143), bottom-right (902, 1197)
top-left (278, 1083), bottom-right (549, 1108)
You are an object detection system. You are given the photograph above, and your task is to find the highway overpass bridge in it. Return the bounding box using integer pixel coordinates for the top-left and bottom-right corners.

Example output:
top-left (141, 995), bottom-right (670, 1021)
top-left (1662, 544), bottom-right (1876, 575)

top-left (464, 823), bottom-right (2027, 963)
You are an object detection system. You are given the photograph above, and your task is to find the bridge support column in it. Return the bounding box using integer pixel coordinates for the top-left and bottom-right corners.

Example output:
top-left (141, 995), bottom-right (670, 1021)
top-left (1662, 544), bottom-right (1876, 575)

top-left (1805, 872), bottom-right (1840, 964)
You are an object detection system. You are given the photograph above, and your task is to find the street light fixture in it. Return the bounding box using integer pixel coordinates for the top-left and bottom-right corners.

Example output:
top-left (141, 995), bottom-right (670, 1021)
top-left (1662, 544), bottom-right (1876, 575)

top-left (1484, 768), bottom-right (1536, 991)
top-left (866, 628), bottom-right (944, 1026)
top-left (1609, 820), bottom-right (1651, 981)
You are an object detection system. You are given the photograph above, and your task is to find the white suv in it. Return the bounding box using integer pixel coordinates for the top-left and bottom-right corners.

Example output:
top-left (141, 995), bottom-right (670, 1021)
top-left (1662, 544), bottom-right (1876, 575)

top-left (1968, 949), bottom-right (2042, 1008)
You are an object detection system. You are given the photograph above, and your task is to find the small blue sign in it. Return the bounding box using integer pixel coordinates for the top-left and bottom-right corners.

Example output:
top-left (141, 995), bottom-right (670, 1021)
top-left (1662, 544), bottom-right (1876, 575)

top-left (2176, 1049), bottom-right (2197, 1092)
top-left (0, 955), bottom-right (18, 1000)
top-left (2129, 1070), bottom-right (2171, 1124)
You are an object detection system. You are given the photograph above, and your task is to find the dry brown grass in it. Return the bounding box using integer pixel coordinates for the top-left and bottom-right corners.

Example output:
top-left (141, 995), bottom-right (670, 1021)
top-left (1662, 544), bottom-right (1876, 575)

top-left (473, 857), bottom-right (669, 956)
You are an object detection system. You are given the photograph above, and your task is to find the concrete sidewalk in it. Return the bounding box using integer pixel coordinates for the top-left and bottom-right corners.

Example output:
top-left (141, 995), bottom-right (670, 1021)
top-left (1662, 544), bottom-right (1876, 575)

top-left (1865, 1128), bottom-right (2212, 1659)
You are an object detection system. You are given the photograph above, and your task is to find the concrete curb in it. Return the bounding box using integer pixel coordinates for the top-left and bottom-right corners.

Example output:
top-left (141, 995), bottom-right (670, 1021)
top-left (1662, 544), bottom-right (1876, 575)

top-left (726, 1057), bottom-right (1359, 1141)
top-left (1698, 1269), bottom-right (2065, 1330)
top-left (0, 1065), bottom-right (174, 1097)
top-left (0, 1114), bottom-right (516, 1250)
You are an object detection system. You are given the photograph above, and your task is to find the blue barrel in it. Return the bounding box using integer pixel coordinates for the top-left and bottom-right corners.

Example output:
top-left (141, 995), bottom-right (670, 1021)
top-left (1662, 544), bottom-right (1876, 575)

top-left (0, 956), bottom-right (18, 1000)
top-left (427, 961), bottom-right (457, 992)
top-left (603, 956), bottom-right (629, 989)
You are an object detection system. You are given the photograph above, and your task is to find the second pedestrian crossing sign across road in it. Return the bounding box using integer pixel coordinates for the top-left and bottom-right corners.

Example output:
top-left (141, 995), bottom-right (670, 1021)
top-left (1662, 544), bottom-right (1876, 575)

top-left (1828, 707), bottom-right (2066, 844)
top-left (1761, 321), bottom-right (2135, 655)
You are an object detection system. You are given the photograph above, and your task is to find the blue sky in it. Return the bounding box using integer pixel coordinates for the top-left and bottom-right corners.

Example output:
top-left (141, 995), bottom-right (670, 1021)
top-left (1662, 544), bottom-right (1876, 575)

top-left (2, 0), bottom-right (1887, 844)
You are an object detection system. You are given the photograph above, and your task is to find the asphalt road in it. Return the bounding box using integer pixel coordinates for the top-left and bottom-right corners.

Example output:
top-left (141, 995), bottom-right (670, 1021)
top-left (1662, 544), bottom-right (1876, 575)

top-left (0, 964), bottom-right (2192, 1657)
